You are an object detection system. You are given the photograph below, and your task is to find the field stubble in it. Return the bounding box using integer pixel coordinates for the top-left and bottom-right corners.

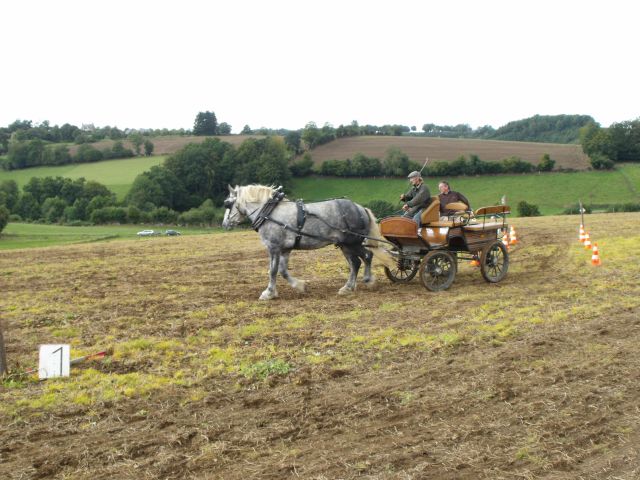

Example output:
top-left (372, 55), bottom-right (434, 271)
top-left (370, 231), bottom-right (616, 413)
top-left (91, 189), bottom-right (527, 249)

top-left (1, 213), bottom-right (639, 479)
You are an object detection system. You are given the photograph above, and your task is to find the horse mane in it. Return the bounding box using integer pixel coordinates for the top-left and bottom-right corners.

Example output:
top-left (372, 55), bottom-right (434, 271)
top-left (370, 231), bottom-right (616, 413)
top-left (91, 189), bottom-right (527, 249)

top-left (236, 184), bottom-right (277, 206)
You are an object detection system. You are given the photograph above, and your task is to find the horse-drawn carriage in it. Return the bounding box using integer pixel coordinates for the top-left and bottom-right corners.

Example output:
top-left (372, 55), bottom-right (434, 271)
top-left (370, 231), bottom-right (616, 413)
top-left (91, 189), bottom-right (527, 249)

top-left (379, 197), bottom-right (510, 291)
top-left (222, 184), bottom-right (510, 300)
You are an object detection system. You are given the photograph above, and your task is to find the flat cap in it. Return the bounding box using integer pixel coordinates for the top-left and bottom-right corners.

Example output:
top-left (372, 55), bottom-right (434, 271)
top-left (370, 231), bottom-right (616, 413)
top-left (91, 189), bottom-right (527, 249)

top-left (407, 171), bottom-right (421, 179)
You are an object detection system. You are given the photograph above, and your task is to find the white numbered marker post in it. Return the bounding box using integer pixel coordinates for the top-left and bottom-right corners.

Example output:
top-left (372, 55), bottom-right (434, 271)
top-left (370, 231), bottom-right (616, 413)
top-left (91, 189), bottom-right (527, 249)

top-left (39, 344), bottom-right (71, 379)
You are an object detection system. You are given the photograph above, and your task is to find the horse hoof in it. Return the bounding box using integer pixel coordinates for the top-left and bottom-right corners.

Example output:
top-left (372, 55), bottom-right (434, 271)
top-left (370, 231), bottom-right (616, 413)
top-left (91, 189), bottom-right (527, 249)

top-left (363, 277), bottom-right (376, 288)
top-left (293, 280), bottom-right (307, 293)
top-left (338, 286), bottom-right (355, 295)
top-left (259, 289), bottom-right (278, 300)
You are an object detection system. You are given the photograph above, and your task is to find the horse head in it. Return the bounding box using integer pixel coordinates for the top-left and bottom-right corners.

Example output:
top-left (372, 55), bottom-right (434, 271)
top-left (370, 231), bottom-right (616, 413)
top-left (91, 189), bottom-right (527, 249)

top-left (222, 185), bottom-right (243, 229)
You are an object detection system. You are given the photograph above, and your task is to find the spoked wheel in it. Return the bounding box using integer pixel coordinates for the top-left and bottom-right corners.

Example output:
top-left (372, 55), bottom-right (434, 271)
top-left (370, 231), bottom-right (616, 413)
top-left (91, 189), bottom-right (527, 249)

top-left (480, 240), bottom-right (509, 283)
top-left (419, 251), bottom-right (457, 291)
top-left (384, 256), bottom-right (420, 283)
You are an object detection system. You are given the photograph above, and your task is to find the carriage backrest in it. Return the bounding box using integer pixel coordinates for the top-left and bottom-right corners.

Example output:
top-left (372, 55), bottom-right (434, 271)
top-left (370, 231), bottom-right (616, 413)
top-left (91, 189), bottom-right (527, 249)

top-left (474, 205), bottom-right (511, 217)
top-left (420, 196), bottom-right (440, 225)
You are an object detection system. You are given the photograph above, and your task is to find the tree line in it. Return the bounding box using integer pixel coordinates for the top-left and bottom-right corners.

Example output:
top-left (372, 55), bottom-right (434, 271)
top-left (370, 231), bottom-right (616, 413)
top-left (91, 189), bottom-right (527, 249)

top-left (315, 151), bottom-right (557, 178)
top-left (580, 119), bottom-right (640, 168)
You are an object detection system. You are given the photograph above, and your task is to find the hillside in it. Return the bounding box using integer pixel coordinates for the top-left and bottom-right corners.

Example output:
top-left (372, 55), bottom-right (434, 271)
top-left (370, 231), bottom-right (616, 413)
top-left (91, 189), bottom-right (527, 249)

top-left (1, 213), bottom-right (639, 479)
top-left (68, 134), bottom-right (265, 156)
top-left (306, 136), bottom-right (590, 170)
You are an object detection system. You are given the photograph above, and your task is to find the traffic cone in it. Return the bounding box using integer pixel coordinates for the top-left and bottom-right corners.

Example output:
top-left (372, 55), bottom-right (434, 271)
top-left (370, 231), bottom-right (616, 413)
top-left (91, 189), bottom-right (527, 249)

top-left (591, 243), bottom-right (601, 266)
top-left (583, 232), bottom-right (591, 250)
top-left (502, 231), bottom-right (510, 252)
top-left (509, 225), bottom-right (518, 245)
top-left (579, 224), bottom-right (586, 243)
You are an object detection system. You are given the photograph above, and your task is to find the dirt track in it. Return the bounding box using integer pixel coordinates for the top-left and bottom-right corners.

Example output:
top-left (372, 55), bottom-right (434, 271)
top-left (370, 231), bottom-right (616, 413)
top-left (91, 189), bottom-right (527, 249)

top-left (1, 213), bottom-right (639, 479)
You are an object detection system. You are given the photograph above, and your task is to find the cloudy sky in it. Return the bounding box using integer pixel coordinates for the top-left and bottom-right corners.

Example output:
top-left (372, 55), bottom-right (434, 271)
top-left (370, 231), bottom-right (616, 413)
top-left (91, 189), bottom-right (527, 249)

top-left (2, 0), bottom-right (638, 132)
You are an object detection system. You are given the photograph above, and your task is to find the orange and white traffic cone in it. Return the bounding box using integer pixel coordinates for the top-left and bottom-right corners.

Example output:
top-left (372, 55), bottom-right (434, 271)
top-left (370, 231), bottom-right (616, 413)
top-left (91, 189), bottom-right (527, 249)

top-left (583, 232), bottom-right (591, 250)
top-left (579, 224), bottom-right (586, 243)
top-left (591, 243), bottom-right (601, 266)
top-left (502, 231), bottom-right (510, 252)
top-left (509, 225), bottom-right (518, 245)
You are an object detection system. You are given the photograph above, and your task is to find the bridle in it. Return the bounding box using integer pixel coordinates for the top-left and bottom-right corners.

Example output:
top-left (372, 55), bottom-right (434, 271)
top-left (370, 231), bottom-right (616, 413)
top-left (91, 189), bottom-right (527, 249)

top-left (222, 191), bottom-right (263, 228)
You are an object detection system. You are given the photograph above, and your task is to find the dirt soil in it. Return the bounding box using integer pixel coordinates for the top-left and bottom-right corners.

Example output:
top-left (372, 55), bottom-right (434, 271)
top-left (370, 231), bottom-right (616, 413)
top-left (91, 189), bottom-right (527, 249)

top-left (1, 213), bottom-right (639, 479)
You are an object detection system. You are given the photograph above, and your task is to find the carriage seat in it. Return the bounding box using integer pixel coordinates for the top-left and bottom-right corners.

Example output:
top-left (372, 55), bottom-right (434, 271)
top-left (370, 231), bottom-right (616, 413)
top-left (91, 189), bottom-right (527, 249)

top-left (420, 198), bottom-right (470, 227)
top-left (419, 197), bottom-right (440, 226)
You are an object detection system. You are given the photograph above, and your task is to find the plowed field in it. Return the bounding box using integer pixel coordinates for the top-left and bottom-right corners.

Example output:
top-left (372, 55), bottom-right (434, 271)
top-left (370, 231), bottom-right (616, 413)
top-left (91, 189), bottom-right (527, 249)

top-left (1, 213), bottom-right (639, 479)
top-left (309, 136), bottom-right (590, 170)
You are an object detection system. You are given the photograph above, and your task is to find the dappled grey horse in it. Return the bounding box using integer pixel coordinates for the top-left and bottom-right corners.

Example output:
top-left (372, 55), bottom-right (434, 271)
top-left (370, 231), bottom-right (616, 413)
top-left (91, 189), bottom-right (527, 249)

top-left (222, 185), bottom-right (392, 300)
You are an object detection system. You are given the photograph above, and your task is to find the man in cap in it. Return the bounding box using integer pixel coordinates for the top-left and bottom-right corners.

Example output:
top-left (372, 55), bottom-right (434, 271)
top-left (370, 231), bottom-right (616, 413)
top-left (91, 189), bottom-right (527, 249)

top-left (400, 171), bottom-right (431, 224)
top-left (438, 180), bottom-right (470, 221)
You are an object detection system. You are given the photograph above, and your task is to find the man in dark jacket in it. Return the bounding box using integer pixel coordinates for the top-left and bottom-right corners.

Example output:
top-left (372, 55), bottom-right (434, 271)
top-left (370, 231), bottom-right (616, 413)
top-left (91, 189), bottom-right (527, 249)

top-left (438, 181), bottom-right (470, 219)
top-left (401, 171), bottom-right (431, 223)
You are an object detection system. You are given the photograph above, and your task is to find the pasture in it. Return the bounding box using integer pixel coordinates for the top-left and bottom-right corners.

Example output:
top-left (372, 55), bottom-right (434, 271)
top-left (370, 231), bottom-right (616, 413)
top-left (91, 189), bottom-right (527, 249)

top-left (1, 212), bottom-right (639, 479)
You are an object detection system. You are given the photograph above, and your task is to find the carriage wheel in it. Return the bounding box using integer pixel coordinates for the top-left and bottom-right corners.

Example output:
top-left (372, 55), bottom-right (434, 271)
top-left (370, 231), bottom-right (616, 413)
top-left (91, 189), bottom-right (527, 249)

top-left (419, 251), bottom-right (457, 291)
top-left (384, 257), bottom-right (420, 283)
top-left (480, 240), bottom-right (509, 283)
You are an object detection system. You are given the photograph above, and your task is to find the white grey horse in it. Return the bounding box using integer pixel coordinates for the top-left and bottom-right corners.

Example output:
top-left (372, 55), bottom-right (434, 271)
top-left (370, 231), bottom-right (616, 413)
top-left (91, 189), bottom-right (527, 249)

top-left (222, 185), bottom-right (393, 300)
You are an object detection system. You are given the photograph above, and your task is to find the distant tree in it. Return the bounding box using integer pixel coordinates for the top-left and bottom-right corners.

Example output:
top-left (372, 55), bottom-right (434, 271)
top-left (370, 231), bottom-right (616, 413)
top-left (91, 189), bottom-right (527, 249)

top-left (234, 137), bottom-right (291, 188)
top-left (74, 144), bottom-right (103, 163)
top-left (144, 139), bottom-right (154, 156)
top-left (0, 180), bottom-right (19, 211)
top-left (589, 153), bottom-right (615, 170)
top-left (109, 141), bottom-right (134, 159)
top-left (241, 125), bottom-right (252, 134)
top-left (193, 111), bottom-right (218, 136)
top-left (301, 122), bottom-right (321, 149)
top-left (127, 165), bottom-right (189, 211)
top-left (41, 196), bottom-right (68, 223)
top-left (608, 120), bottom-right (640, 162)
top-left (537, 153), bottom-right (555, 172)
top-left (382, 147), bottom-right (410, 176)
top-left (290, 153), bottom-right (314, 177)
top-left (128, 132), bottom-right (144, 156)
top-left (218, 122), bottom-right (232, 135)
top-left (15, 192), bottom-right (40, 220)
top-left (284, 130), bottom-right (302, 154)
top-left (0, 204), bottom-right (9, 233)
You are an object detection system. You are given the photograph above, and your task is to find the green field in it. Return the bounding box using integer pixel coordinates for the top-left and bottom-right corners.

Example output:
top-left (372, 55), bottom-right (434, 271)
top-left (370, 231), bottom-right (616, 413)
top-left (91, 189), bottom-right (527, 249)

top-left (0, 223), bottom-right (219, 250)
top-left (0, 155), bottom-right (166, 199)
top-left (291, 163), bottom-right (640, 215)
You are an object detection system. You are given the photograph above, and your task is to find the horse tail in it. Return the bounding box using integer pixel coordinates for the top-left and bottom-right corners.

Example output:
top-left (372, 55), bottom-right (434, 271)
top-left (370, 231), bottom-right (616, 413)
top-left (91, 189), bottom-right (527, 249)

top-left (363, 208), bottom-right (396, 269)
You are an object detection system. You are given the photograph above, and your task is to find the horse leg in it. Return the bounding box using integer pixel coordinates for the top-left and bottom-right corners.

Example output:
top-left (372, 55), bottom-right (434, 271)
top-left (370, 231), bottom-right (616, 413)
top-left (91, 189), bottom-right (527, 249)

top-left (279, 251), bottom-right (307, 293)
top-left (359, 246), bottom-right (376, 287)
top-left (259, 249), bottom-right (280, 300)
top-left (338, 245), bottom-right (361, 295)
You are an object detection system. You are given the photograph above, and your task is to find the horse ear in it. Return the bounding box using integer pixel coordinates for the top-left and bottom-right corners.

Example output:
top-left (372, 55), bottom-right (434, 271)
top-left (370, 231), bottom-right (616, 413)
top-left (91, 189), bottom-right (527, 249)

top-left (228, 184), bottom-right (234, 194)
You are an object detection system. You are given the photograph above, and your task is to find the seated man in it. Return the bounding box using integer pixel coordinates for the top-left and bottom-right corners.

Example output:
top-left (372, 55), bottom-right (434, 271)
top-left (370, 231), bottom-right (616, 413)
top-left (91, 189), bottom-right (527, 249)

top-left (401, 171), bottom-right (431, 224)
top-left (438, 181), bottom-right (470, 221)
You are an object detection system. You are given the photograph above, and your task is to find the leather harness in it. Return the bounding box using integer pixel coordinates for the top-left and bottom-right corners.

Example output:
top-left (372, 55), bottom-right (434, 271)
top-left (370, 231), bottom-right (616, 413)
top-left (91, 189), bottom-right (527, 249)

top-left (250, 191), bottom-right (376, 248)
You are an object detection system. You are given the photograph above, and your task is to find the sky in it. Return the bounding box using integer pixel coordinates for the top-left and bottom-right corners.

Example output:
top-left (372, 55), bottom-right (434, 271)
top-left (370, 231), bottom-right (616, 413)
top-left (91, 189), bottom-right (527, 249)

top-left (2, 0), bottom-right (638, 133)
